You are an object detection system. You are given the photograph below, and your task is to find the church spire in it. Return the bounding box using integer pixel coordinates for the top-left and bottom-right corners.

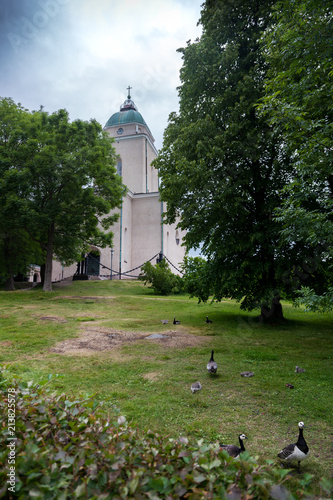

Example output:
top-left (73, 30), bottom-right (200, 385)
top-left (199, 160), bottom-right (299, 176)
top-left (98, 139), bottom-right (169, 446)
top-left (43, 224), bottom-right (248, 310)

top-left (120, 85), bottom-right (138, 112)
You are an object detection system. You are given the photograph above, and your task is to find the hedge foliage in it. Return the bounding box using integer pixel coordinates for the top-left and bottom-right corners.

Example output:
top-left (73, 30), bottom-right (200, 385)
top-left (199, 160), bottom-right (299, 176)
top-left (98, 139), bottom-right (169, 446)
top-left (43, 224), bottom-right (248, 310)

top-left (139, 260), bottom-right (184, 295)
top-left (1, 368), bottom-right (332, 499)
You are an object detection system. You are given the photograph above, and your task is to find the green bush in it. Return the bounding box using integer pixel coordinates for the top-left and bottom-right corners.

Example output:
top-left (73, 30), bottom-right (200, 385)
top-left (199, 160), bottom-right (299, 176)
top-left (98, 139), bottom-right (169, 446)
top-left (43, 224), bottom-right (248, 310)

top-left (139, 259), bottom-right (184, 295)
top-left (182, 256), bottom-right (212, 302)
top-left (1, 369), bottom-right (332, 499)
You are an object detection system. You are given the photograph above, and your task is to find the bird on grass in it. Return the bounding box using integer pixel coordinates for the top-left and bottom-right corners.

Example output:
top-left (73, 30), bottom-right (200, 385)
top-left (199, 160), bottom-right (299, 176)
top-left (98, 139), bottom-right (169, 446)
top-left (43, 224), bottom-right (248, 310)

top-left (207, 350), bottom-right (218, 374)
top-left (191, 381), bottom-right (202, 393)
top-left (278, 421), bottom-right (310, 473)
top-left (173, 317), bottom-right (181, 325)
top-left (205, 316), bottom-right (213, 323)
top-left (295, 366), bottom-right (306, 373)
top-left (220, 433), bottom-right (248, 458)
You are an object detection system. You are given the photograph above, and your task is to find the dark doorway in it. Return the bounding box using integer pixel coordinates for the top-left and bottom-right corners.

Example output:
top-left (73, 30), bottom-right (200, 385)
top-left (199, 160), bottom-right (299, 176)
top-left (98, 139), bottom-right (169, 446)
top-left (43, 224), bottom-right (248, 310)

top-left (87, 251), bottom-right (100, 275)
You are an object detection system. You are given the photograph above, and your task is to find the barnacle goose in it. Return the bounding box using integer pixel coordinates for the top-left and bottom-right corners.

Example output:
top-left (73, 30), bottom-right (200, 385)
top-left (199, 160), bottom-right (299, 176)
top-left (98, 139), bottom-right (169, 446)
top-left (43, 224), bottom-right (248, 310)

top-left (173, 317), bottom-right (181, 325)
top-left (220, 433), bottom-right (248, 458)
top-left (191, 381), bottom-right (202, 393)
top-left (207, 350), bottom-right (218, 374)
top-left (278, 421), bottom-right (310, 473)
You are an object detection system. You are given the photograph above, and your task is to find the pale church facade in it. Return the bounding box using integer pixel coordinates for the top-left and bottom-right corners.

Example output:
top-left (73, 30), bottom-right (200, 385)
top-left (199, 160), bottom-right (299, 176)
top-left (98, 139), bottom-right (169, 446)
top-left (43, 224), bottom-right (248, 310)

top-left (50, 91), bottom-right (186, 282)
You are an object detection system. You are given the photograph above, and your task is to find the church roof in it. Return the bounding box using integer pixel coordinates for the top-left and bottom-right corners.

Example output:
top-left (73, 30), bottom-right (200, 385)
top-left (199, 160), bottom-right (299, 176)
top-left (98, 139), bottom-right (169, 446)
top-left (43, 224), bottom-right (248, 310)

top-left (104, 88), bottom-right (148, 128)
top-left (105, 108), bottom-right (147, 127)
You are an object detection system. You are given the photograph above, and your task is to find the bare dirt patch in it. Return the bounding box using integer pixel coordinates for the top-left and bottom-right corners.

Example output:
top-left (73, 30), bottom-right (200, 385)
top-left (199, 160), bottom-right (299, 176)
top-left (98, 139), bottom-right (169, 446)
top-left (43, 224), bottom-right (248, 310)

top-left (142, 372), bottom-right (161, 381)
top-left (52, 296), bottom-right (115, 300)
top-left (39, 316), bottom-right (67, 323)
top-left (50, 326), bottom-right (206, 356)
top-left (0, 340), bottom-right (13, 347)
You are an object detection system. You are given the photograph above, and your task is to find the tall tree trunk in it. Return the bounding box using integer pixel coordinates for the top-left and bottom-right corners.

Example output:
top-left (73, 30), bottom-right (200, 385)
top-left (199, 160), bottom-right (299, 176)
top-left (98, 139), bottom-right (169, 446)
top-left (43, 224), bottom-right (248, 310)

top-left (43, 227), bottom-right (54, 292)
top-left (260, 296), bottom-right (284, 323)
top-left (5, 272), bottom-right (15, 291)
top-left (40, 263), bottom-right (45, 286)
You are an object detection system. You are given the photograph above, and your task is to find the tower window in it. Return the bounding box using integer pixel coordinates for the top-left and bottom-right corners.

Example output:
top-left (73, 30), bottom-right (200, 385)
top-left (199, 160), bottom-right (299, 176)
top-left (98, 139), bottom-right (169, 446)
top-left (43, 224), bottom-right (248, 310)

top-left (117, 158), bottom-right (122, 177)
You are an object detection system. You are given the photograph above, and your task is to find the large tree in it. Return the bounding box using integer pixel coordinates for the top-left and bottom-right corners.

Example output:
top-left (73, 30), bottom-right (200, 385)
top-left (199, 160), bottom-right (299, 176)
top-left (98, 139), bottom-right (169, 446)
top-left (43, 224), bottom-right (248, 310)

top-left (0, 98), bottom-right (42, 290)
top-left (0, 99), bottom-right (126, 291)
top-left (155, 0), bottom-right (324, 319)
top-left (259, 0), bottom-right (333, 311)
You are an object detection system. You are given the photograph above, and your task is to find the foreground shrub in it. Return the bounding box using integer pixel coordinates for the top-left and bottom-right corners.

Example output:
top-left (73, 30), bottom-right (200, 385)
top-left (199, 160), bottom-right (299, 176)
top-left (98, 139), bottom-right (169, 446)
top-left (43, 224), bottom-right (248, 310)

top-left (139, 259), bottom-right (184, 295)
top-left (0, 368), bottom-right (332, 499)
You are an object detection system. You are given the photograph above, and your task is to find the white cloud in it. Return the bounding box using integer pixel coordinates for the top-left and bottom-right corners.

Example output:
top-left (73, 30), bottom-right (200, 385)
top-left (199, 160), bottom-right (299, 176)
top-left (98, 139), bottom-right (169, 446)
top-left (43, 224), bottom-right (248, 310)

top-left (0, 0), bottom-right (202, 149)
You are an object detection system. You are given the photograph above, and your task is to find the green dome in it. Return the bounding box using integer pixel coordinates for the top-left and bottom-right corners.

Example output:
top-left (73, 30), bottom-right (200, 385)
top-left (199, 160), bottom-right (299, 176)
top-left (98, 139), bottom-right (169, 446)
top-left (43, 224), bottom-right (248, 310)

top-left (104, 97), bottom-right (148, 128)
top-left (105, 109), bottom-right (147, 127)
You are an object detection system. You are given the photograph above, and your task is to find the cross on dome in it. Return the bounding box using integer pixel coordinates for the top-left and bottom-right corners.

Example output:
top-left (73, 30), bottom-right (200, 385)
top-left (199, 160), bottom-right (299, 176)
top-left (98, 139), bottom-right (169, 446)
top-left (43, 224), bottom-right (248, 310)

top-left (120, 85), bottom-right (137, 112)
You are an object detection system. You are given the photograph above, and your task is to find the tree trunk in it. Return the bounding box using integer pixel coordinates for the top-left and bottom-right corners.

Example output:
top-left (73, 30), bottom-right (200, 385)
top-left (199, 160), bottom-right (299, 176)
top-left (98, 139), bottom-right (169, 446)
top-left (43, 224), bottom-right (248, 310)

top-left (4, 272), bottom-right (15, 291)
top-left (40, 263), bottom-right (45, 286)
top-left (259, 296), bottom-right (284, 323)
top-left (43, 228), bottom-right (54, 292)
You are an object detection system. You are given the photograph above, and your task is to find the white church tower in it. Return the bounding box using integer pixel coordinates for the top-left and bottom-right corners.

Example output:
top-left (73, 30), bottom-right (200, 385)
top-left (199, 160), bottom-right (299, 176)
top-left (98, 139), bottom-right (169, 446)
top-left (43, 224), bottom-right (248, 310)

top-left (52, 88), bottom-right (186, 281)
top-left (101, 87), bottom-right (186, 278)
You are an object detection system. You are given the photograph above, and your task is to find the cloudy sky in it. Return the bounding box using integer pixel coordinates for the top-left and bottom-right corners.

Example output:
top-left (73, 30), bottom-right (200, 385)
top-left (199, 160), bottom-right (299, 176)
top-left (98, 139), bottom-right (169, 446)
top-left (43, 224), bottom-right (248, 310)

top-left (0, 0), bottom-right (203, 150)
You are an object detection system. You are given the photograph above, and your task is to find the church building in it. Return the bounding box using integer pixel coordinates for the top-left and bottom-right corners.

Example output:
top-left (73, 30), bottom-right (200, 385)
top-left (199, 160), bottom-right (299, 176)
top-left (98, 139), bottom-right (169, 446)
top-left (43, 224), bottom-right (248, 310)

top-left (51, 89), bottom-right (186, 281)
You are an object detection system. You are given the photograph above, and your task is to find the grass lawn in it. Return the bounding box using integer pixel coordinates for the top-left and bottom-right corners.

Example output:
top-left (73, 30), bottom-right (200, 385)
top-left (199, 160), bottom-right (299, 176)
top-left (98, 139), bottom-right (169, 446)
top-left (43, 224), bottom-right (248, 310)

top-left (0, 279), bottom-right (332, 488)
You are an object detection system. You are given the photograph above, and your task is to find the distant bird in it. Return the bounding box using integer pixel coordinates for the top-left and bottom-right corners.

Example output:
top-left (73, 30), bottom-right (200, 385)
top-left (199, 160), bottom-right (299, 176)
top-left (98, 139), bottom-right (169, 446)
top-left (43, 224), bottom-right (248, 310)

top-left (278, 421), bottom-right (310, 473)
top-left (205, 316), bottom-right (213, 323)
top-left (207, 350), bottom-right (218, 374)
top-left (295, 366), bottom-right (306, 373)
top-left (161, 319), bottom-right (168, 324)
top-left (241, 371), bottom-right (254, 377)
top-left (191, 381), bottom-right (202, 393)
top-left (173, 317), bottom-right (181, 325)
top-left (220, 433), bottom-right (248, 458)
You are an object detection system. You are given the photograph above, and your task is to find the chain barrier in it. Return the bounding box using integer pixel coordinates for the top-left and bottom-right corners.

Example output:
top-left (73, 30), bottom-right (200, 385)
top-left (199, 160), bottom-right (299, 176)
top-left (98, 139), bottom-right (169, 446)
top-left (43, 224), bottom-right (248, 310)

top-left (76, 251), bottom-right (183, 279)
top-left (162, 254), bottom-right (183, 274)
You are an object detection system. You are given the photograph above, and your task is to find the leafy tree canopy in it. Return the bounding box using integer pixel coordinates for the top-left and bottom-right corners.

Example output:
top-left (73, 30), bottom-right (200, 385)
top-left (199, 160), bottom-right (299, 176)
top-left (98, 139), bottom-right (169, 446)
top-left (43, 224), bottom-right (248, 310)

top-left (154, 0), bottom-right (332, 317)
top-left (0, 98), bottom-right (43, 289)
top-left (0, 98), bottom-right (126, 291)
top-left (155, 1), bottom-right (289, 317)
top-left (259, 0), bottom-right (333, 311)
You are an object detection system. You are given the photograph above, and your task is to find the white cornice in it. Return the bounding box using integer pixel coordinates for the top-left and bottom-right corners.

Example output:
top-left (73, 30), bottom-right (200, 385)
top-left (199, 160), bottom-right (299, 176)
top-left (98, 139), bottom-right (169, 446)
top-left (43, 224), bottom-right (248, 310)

top-left (126, 190), bottom-right (160, 200)
top-left (114, 133), bottom-right (158, 155)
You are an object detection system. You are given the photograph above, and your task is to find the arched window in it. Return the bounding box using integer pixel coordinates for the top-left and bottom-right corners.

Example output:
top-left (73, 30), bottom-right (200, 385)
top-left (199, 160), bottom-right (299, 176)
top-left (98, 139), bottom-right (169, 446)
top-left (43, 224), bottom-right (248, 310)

top-left (175, 230), bottom-right (180, 246)
top-left (117, 158), bottom-right (122, 177)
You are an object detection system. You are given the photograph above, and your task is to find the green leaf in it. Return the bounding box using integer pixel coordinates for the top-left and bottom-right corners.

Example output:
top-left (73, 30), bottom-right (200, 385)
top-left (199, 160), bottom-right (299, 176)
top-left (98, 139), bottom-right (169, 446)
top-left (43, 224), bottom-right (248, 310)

top-left (74, 483), bottom-right (86, 497)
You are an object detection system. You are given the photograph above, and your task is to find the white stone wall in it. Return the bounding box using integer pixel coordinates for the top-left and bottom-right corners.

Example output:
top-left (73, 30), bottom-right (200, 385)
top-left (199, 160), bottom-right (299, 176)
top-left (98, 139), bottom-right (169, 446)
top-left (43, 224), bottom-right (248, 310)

top-left (51, 105), bottom-right (186, 282)
top-left (52, 260), bottom-right (77, 281)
